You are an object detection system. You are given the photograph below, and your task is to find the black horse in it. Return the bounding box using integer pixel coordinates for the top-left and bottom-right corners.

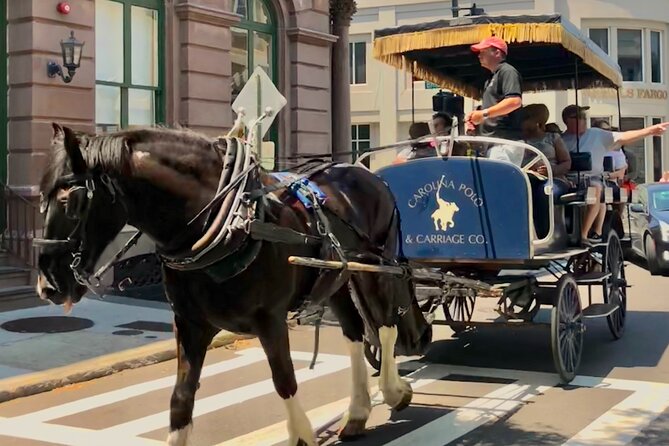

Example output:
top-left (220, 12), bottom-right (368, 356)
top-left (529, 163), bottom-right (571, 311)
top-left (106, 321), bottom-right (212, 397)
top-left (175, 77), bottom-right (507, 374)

top-left (35, 123), bottom-right (431, 445)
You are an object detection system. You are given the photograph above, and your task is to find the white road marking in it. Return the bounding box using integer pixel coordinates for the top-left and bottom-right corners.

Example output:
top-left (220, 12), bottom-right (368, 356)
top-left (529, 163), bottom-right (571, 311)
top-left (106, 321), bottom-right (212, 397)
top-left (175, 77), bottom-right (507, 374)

top-left (4, 351), bottom-right (669, 446)
top-left (100, 351), bottom-right (350, 436)
top-left (561, 388), bottom-right (669, 446)
top-left (16, 347), bottom-right (270, 423)
top-left (384, 382), bottom-right (551, 446)
top-left (217, 364), bottom-right (442, 446)
top-left (0, 418), bottom-right (163, 446)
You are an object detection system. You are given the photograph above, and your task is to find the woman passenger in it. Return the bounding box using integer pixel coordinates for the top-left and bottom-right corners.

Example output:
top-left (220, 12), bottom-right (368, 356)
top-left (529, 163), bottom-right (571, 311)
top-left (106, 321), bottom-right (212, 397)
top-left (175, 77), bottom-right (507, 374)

top-left (521, 104), bottom-right (572, 190)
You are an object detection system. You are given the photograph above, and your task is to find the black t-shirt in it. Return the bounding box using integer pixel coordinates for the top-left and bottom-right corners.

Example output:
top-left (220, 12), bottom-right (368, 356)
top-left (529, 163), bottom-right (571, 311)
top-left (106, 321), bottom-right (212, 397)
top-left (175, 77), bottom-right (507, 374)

top-left (480, 62), bottom-right (523, 140)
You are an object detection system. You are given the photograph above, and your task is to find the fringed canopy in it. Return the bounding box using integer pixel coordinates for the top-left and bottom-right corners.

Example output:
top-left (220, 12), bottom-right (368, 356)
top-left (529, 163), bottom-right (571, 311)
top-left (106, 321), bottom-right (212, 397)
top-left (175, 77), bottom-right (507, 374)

top-left (373, 14), bottom-right (623, 100)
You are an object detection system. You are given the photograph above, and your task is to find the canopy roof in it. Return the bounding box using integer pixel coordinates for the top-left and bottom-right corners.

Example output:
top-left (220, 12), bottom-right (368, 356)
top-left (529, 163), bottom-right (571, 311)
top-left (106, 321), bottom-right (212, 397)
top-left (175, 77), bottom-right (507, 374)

top-left (373, 14), bottom-right (623, 100)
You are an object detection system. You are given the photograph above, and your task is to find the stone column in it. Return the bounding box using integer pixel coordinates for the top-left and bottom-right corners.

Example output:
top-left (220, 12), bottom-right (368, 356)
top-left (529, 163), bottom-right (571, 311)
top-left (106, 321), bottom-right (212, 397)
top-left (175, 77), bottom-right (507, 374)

top-left (174, 1), bottom-right (241, 135)
top-left (330, 0), bottom-right (357, 162)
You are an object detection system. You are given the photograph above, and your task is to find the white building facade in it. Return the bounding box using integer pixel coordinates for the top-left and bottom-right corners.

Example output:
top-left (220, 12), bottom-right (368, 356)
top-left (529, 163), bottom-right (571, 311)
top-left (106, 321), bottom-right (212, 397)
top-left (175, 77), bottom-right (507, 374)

top-left (349, 0), bottom-right (669, 184)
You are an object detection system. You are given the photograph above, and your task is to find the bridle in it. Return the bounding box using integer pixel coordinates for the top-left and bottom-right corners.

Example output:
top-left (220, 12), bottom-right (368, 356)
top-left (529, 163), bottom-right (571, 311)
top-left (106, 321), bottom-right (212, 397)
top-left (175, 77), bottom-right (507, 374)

top-left (33, 171), bottom-right (135, 294)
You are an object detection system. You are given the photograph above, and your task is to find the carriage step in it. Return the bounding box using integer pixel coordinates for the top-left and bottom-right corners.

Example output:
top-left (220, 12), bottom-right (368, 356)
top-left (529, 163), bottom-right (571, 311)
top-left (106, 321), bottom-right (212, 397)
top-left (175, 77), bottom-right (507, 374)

top-left (574, 271), bottom-right (611, 284)
top-left (582, 303), bottom-right (619, 319)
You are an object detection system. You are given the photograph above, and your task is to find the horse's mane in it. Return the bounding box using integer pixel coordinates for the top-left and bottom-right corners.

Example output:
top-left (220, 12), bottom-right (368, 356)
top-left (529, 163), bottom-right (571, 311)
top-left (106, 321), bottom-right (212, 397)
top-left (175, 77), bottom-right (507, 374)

top-left (40, 125), bottom-right (217, 194)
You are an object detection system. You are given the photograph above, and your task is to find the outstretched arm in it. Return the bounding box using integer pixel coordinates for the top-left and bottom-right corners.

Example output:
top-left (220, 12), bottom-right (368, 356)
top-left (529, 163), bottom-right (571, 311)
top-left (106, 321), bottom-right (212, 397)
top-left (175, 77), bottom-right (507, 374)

top-left (615, 122), bottom-right (669, 148)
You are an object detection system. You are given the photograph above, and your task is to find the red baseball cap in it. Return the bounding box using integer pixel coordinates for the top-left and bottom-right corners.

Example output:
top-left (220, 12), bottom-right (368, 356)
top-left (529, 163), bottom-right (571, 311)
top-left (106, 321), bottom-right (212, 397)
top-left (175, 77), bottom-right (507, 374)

top-left (471, 36), bottom-right (508, 55)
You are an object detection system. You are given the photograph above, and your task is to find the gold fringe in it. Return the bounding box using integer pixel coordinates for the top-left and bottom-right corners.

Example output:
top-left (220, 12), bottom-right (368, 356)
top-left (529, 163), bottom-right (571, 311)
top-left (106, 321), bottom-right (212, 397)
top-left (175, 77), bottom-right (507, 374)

top-left (373, 23), bottom-right (622, 99)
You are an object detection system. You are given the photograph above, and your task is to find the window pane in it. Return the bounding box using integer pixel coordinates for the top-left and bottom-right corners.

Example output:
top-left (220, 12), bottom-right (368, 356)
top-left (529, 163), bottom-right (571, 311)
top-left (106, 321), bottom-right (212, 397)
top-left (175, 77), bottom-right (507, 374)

top-left (618, 29), bottom-right (643, 82)
top-left (95, 0), bottom-right (124, 82)
top-left (351, 125), bottom-right (357, 139)
top-left (253, 32), bottom-right (272, 79)
top-left (131, 6), bottom-right (159, 87)
top-left (354, 42), bottom-right (366, 84)
top-left (621, 117), bottom-right (646, 184)
top-left (128, 89), bottom-right (155, 127)
top-left (231, 28), bottom-right (249, 103)
top-left (253, 0), bottom-right (270, 24)
top-left (358, 124), bottom-right (370, 140)
top-left (651, 31), bottom-right (662, 83)
top-left (653, 117), bottom-right (663, 181)
top-left (96, 85), bottom-right (121, 128)
top-left (233, 0), bottom-right (247, 18)
top-left (589, 28), bottom-right (609, 54)
top-left (358, 141), bottom-right (371, 152)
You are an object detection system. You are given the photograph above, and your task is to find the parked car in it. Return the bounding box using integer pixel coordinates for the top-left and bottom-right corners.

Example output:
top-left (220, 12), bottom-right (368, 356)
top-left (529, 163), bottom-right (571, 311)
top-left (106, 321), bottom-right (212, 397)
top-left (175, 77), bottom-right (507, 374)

top-left (628, 182), bottom-right (669, 275)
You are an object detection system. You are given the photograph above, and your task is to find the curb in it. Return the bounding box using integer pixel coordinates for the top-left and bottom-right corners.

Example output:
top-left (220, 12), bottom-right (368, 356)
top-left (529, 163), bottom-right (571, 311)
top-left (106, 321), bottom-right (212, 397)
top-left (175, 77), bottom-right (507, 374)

top-left (0, 331), bottom-right (252, 404)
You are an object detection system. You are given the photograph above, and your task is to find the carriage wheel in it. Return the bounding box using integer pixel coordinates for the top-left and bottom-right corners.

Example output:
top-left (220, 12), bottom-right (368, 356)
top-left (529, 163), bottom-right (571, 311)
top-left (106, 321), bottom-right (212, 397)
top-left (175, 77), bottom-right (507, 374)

top-left (363, 341), bottom-right (382, 371)
top-left (551, 274), bottom-right (584, 383)
top-left (443, 291), bottom-right (476, 334)
top-left (603, 231), bottom-right (627, 339)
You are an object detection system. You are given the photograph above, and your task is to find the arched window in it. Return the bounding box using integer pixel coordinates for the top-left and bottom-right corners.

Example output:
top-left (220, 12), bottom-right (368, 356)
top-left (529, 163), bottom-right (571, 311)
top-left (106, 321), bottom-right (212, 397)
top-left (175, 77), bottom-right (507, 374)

top-left (231, 0), bottom-right (278, 167)
top-left (231, 0), bottom-right (277, 102)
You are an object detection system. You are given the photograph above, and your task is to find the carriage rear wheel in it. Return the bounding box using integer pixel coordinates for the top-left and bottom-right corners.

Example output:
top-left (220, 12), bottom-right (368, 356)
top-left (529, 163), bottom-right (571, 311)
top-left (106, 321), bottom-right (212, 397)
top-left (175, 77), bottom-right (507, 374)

top-left (363, 341), bottom-right (382, 371)
top-left (443, 291), bottom-right (476, 334)
top-left (551, 274), bottom-right (584, 383)
top-left (603, 231), bottom-right (627, 339)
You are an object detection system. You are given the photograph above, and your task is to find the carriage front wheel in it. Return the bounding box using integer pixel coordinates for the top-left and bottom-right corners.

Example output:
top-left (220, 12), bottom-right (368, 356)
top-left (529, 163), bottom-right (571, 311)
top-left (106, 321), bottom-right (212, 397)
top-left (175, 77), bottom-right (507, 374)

top-left (551, 274), bottom-right (585, 383)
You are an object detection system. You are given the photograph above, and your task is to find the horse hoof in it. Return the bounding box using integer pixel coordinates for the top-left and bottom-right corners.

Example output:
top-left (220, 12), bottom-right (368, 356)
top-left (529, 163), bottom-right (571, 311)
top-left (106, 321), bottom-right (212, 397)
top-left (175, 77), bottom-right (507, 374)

top-left (393, 386), bottom-right (413, 412)
top-left (339, 418), bottom-right (367, 440)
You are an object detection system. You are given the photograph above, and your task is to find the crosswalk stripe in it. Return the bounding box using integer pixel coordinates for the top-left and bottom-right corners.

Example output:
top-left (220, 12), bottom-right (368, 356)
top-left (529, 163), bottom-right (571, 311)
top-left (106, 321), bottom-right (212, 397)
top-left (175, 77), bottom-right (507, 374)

top-left (101, 351), bottom-right (350, 436)
top-left (17, 347), bottom-right (270, 423)
top-left (0, 418), bottom-right (163, 446)
top-left (217, 364), bottom-right (443, 446)
top-left (383, 382), bottom-right (551, 446)
top-left (6, 351), bottom-right (669, 446)
top-left (562, 388), bottom-right (669, 446)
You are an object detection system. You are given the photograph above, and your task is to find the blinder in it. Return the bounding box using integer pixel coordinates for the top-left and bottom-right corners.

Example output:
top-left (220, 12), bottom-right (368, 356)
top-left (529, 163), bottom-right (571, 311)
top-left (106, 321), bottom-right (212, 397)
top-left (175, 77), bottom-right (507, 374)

top-left (34, 173), bottom-right (121, 291)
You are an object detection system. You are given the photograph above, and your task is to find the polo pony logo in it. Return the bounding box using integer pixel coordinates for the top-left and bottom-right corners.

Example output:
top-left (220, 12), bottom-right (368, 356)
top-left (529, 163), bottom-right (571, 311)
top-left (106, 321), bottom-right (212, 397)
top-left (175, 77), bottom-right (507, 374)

top-left (431, 177), bottom-right (459, 231)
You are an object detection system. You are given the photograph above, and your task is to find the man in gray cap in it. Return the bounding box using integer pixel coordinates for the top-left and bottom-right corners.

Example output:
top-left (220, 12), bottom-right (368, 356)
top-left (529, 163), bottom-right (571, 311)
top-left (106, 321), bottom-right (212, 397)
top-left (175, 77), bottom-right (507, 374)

top-left (561, 104), bottom-right (669, 245)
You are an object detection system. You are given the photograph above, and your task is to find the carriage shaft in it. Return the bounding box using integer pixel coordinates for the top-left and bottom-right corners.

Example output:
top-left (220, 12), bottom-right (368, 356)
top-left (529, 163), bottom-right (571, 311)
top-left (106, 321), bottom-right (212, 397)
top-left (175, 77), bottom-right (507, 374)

top-left (287, 256), bottom-right (492, 291)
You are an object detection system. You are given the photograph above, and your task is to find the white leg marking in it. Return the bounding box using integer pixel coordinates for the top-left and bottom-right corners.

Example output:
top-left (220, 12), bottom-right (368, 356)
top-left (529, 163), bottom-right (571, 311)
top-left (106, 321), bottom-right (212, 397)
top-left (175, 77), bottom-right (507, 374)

top-left (379, 326), bottom-right (412, 409)
top-left (167, 423), bottom-right (192, 446)
top-left (346, 340), bottom-right (371, 421)
top-left (284, 395), bottom-right (316, 446)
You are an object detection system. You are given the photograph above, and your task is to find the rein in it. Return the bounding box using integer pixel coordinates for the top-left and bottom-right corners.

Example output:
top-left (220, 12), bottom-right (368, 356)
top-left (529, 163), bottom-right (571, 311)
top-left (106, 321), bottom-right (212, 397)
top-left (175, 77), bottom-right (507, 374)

top-left (33, 135), bottom-right (338, 293)
top-left (33, 173), bottom-right (138, 295)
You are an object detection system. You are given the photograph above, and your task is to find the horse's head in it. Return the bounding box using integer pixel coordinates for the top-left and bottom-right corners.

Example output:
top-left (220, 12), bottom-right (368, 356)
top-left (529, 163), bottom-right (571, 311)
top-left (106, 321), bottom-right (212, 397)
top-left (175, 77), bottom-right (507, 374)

top-left (35, 123), bottom-right (128, 311)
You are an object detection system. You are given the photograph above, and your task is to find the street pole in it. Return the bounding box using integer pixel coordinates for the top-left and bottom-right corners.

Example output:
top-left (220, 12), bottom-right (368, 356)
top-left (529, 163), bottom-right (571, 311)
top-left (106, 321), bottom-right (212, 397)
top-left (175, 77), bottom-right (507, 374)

top-left (452, 0), bottom-right (458, 17)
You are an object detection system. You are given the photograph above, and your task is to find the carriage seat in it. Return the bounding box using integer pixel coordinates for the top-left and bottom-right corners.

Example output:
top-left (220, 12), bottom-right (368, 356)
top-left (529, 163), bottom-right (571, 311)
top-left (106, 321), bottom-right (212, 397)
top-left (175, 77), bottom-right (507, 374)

top-left (529, 175), bottom-right (574, 239)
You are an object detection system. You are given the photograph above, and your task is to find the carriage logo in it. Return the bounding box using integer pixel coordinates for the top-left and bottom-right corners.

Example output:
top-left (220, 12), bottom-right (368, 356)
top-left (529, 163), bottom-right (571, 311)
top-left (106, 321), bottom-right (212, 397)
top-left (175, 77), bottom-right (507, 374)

top-left (431, 179), bottom-right (459, 231)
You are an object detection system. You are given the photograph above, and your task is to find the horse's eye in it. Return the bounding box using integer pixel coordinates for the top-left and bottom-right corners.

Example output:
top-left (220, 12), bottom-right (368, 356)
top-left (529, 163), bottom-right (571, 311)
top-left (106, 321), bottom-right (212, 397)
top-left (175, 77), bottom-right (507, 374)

top-left (65, 188), bottom-right (88, 219)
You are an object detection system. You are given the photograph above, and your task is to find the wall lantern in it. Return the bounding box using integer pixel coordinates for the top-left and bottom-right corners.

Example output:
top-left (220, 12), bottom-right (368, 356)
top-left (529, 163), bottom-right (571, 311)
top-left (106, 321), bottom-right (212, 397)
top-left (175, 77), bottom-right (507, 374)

top-left (46, 31), bottom-right (85, 83)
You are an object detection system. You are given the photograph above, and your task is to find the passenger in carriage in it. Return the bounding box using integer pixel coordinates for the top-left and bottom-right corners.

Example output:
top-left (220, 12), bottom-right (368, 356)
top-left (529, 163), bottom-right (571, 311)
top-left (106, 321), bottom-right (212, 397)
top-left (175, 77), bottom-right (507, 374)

top-left (393, 122), bottom-right (434, 163)
top-left (545, 123), bottom-right (562, 134)
top-left (521, 104), bottom-right (572, 190)
top-left (432, 111), bottom-right (452, 136)
top-left (560, 104), bottom-right (669, 246)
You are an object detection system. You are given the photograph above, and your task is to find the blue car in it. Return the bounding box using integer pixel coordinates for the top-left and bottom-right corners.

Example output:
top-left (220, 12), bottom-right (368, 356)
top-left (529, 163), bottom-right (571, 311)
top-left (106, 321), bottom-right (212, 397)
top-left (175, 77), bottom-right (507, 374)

top-left (628, 183), bottom-right (669, 275)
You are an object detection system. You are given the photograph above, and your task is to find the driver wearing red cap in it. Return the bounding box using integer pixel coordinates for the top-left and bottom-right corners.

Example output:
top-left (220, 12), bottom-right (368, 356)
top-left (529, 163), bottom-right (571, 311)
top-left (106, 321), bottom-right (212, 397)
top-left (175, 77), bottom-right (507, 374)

top-left (466, 36), bottom-right (523, 151)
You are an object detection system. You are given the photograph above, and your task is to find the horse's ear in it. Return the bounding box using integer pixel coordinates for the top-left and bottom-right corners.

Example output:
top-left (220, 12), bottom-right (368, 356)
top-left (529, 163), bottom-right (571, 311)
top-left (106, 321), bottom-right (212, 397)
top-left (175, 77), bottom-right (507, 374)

top-left (52, 123), bottom-right (64, 138)
top-left (62, 126), bottom-right (87, 175)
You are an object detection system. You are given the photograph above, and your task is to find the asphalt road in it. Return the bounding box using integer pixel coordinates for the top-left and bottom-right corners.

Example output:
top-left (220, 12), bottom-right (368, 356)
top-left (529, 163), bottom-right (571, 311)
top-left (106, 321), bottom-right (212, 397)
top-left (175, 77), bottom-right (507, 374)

top-left (0, 261), bottom-right (668, 446)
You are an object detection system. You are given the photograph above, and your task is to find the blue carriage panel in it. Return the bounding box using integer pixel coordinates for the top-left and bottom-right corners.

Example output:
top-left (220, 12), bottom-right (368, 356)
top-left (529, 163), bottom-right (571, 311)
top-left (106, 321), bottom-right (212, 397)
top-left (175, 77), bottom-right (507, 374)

top-left (376, 157), bottom-right (531, 261)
